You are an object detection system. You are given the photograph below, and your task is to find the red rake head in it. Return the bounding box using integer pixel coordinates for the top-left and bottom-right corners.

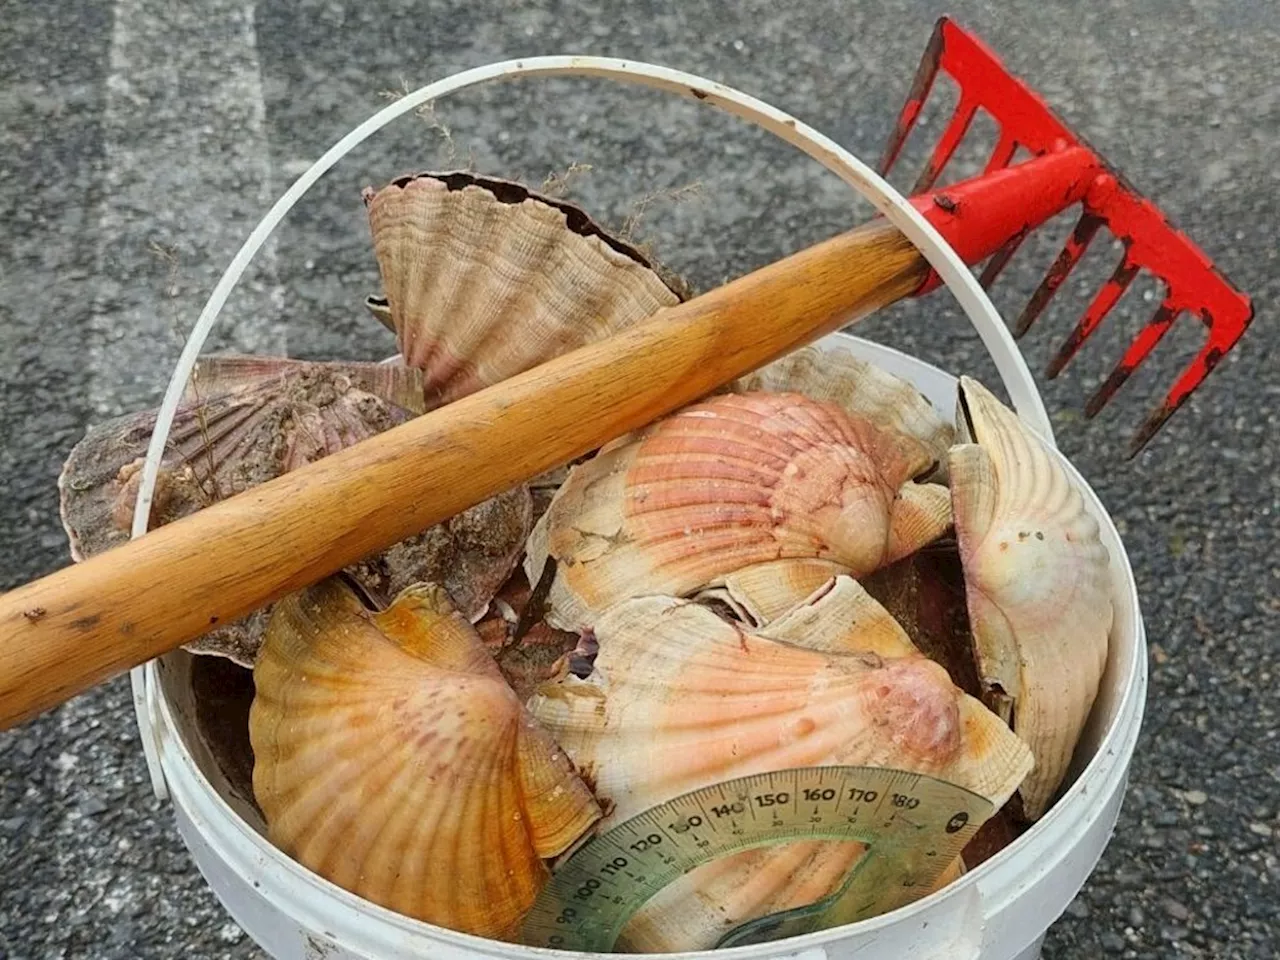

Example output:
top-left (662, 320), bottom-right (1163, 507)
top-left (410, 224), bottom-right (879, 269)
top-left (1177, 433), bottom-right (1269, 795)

top-left (883, 17), bottom-right (1255, 457)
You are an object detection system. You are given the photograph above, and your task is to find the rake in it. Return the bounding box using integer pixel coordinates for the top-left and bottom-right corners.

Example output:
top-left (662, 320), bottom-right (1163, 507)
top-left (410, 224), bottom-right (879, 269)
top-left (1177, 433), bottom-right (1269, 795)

top-left (0, 18), bottom-right (1254, 729)
top-left (884, 17), bottom-right (1253, 453)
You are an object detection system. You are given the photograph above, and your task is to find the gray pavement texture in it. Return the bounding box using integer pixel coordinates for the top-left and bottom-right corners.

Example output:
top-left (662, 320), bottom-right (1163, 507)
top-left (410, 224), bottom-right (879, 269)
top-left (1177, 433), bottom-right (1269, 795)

top-left (1, 0), bottom-right (1277, 957)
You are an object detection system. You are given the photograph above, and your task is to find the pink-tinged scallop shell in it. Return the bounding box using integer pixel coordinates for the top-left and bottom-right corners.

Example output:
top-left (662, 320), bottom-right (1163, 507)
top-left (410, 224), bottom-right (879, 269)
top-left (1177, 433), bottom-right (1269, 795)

top-left (57, 355), bottom-right (532, 666)
top-left (364, 171), bottom-right (682, 409)
top-left (950, 376), bottom-right (1113, 820)
top-left (733, 343), bottom-right (955, 480)
top-left (604, 578), bottom-right (982, 951)
top-left (527, 587), bottom-right (1032, 950)
top-left (249, 577), bottom-right (601, 941)
top-left (525, 390), bottom-right (953, 631)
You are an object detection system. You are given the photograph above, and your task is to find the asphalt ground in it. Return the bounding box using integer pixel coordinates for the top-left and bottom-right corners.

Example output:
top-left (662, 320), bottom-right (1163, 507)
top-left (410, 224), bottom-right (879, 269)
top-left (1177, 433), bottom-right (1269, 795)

top-left (1, 0), bottom-right (1277, 957)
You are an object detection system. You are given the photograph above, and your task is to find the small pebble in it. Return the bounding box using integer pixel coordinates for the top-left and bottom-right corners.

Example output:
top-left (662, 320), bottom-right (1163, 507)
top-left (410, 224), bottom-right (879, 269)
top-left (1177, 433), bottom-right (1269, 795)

top-left (1183, 790), bottom-right (1208, 805)
top-left (1248, 822), bottom-right (1273, 838)
top-left (1101, 931), bottom-right (1126, 954)
top-left (1164, 898), bottom-right (1191, 921)
top-left (1066, 898), bottom-right (1090, 919)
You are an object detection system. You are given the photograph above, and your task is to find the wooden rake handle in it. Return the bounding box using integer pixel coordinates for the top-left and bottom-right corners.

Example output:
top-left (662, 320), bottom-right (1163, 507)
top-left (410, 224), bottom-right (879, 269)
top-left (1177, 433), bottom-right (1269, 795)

top-left (0, 222), bottom-right (927, 729)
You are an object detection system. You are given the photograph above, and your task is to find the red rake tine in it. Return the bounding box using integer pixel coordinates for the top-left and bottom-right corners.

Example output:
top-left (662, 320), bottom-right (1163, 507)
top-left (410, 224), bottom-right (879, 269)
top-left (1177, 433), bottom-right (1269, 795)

top-left (1012, 214), bottom-right (1104, 338)
top-left (975, 136), bottom-right (1028, 293)
top-left (1044, 255), bottom-right (1140, 378)
top-left (1085, 303), bottom-right (1179, 419)
top-left (911, 98), bottom-right (979, 194)
top-left (882, 16), bottom-right (1255, 456)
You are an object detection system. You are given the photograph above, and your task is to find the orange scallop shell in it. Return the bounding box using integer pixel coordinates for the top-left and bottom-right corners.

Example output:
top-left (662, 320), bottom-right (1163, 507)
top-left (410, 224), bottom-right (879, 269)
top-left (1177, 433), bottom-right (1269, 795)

top-left (249, 578), bottom-right (601, 940)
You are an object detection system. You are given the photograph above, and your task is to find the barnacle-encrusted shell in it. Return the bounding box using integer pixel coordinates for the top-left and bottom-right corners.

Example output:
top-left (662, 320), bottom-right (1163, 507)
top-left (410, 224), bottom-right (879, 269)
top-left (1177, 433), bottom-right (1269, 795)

top-left (950, 376), bottom-right (1113, 820)
top-left (57, 355), bottom-right (532, 666)
top-left (179, 353), bottom-right (427, 412)
top-left (60, 356), bottom-right (426, 563)
top-left (528, 584), bottom-right (1033, 950)
top-left (364, 171), bottom-right (681, 408)
top-left (733, 344), bottom-right (954, 480)
top-left (526, 390), bottom-right (952, 631)
top-left (249, 577), bottom-right (602, 940)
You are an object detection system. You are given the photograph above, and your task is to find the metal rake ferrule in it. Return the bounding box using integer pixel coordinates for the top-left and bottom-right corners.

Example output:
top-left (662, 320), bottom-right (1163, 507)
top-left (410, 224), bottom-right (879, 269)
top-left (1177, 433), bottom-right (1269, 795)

top-left (887, 17), bottom-right (1254, 457)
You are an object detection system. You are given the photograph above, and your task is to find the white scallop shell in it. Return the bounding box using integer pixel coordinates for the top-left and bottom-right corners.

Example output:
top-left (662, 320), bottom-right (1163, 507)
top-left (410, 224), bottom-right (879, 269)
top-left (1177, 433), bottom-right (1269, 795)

top-left (693, 557), bottom-right (847, 626)
top-left (950, 376), bottom-right (1113, 820)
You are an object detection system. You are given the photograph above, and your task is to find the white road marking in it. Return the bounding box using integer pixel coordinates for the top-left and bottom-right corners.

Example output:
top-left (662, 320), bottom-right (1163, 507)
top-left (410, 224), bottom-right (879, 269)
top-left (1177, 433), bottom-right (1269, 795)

top-left (88, 0), bottom-right (285, 420)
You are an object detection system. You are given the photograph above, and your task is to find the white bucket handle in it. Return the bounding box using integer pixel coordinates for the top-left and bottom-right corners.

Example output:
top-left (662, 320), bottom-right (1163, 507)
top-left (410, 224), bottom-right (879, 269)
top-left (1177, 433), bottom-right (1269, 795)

top-left (128, 55), bottom-right (1055, 799)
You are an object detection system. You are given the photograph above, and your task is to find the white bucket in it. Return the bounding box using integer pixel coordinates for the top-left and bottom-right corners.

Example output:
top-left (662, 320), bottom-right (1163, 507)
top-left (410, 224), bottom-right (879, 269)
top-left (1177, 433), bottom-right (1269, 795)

top-left (127, 58), bottom-right (1147, 960)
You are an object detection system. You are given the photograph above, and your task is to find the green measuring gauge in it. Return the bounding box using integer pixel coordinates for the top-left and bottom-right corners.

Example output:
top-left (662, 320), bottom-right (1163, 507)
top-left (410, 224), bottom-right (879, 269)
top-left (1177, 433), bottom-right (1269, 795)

top-left (521, 766), bottom-right (993, 952)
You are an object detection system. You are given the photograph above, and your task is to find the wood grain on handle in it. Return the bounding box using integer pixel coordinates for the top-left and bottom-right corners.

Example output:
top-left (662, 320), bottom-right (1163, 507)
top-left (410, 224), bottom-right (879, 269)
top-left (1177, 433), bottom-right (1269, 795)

top-left (0, 222), bottom-right (927, 729)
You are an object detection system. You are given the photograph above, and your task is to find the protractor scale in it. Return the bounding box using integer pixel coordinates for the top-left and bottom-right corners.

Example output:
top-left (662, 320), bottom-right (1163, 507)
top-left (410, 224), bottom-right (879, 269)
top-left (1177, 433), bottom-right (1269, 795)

top-left (521, 766), bottom-right (994, 952)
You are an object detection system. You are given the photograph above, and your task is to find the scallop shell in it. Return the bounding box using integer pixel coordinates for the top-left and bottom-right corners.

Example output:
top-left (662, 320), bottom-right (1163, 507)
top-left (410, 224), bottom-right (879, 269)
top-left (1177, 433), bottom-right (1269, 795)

top-left (249, 577), bottom-right (602, 940)
top-left (694, 557), bottom-right (847, 627)
top-left (601, 578), bottom-right (984, 951)
top-left (756, 573), bottom-right (920, 659)
top-left (733, 343), bottom-right (954, 481)
top-left (618, 841), bottom-right (868, 952)
top-left (58, 355), bottom-right (532, 666)
top-left (364, 171), bottom-right (682, 408)
top-left (528, 586), bottom-right (1032, 950)
top-left (525, 390), bottom-right (953, 631)
top-left (180, 353), bottom-right (426, 411)
top-left (950, 376), bottom-right (1113, 820)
